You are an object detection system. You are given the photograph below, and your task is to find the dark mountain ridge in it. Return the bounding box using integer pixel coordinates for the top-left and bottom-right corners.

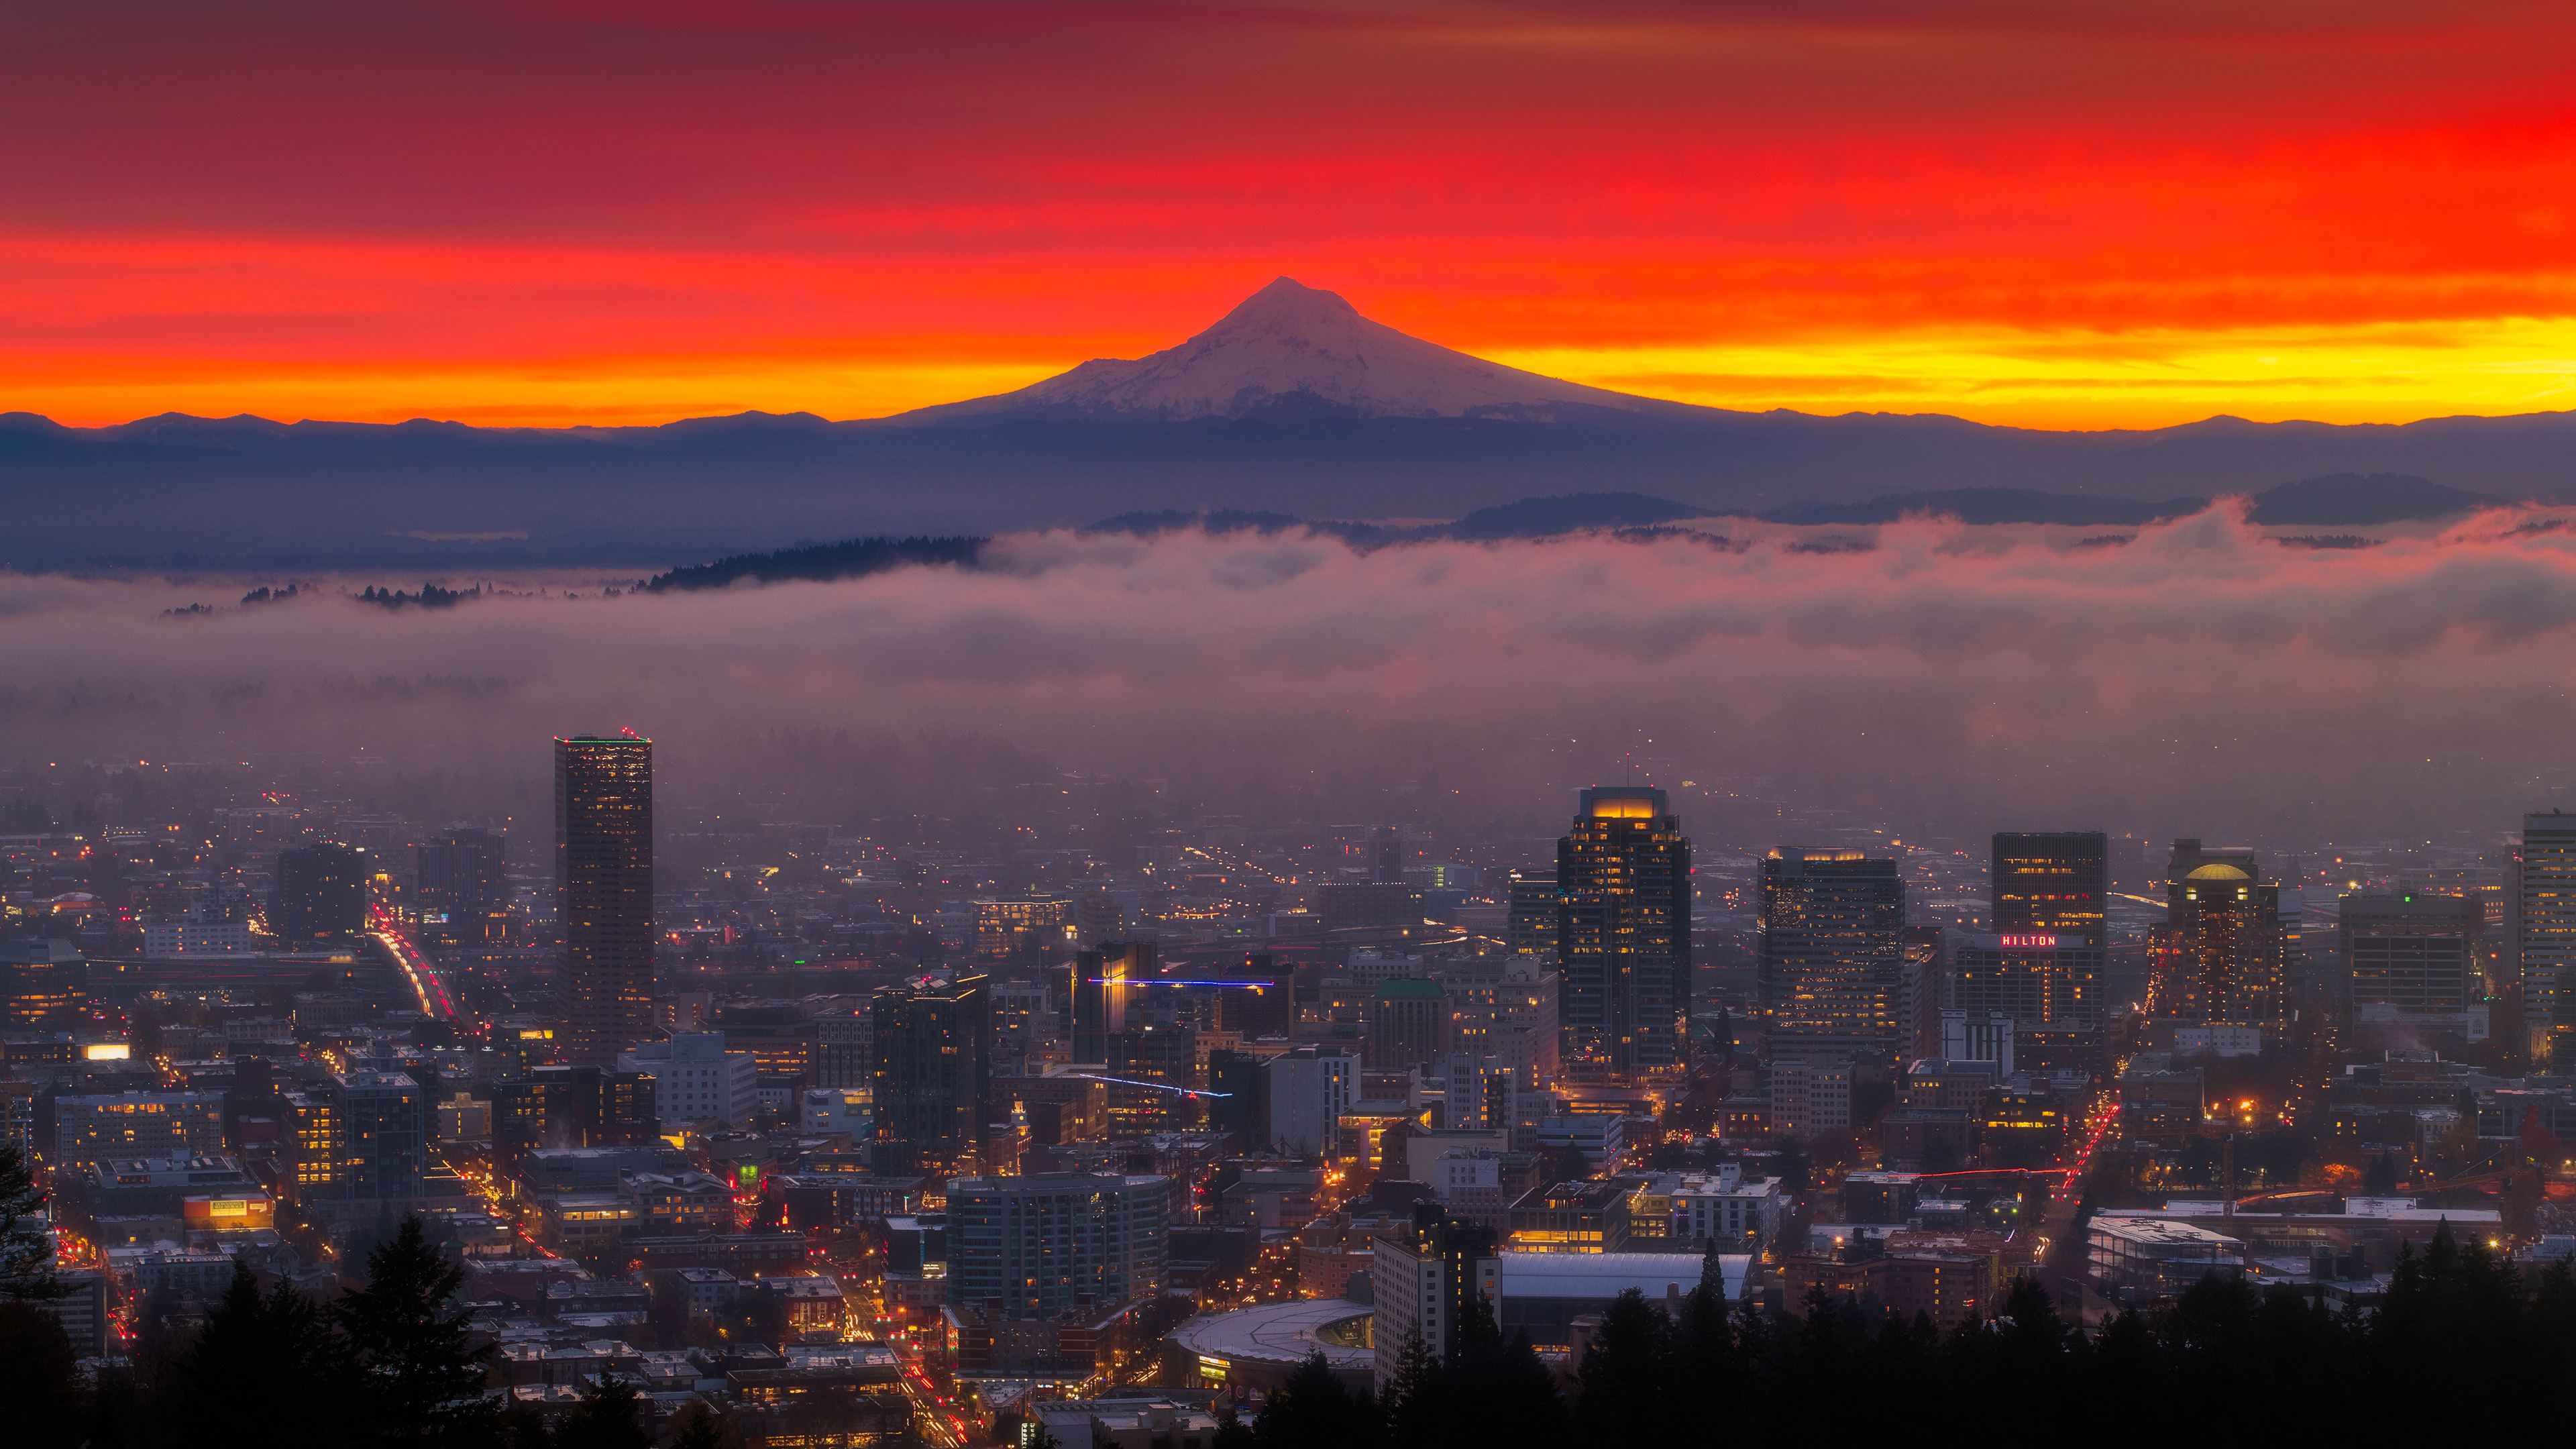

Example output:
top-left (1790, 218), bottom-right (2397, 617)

top-left (5, 277), bottom-right (2574, 568)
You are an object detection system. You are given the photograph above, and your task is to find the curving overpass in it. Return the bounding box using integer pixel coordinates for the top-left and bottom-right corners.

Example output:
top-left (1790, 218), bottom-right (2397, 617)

top-left (367, 903), bottom-right (464, 1023)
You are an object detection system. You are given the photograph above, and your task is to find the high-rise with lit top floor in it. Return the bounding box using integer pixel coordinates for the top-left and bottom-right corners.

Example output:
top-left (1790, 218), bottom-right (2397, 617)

top-left (1949, 931), bottom-right (2104, 1030)
top-left (975, 894), bottom-right (1073, 962)
top-left (1556, 787), bottom-right (1691, 1085)
top-left (1759, 849), bottom-right (1905, 1062)
top-left (1506, 869), bottom-right (1559, 956)
top-left (2148, 839), bottom-right (2284, 1028)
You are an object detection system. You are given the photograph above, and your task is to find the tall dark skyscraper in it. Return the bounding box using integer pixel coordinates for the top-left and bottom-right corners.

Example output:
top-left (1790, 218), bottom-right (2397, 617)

top-left (332, 1070), bottom-right (427, 1203)
top-left (1556, 786), bottom-right (1691, 1085)
top-left (2518, 813), bottom-right (2576, 1065)
top-left (1369, 826), bottom-right (1407, 883)
top-left (1070, 941), bottom-right (1154, 1064)
top-left (417, 828), bottom-right (507, 946)
top-left (1205, 1048), bottom-right (1268, 1143)
top-left (871, 973), bottom-right (992, 1175)
top-left (1759, 849), bottom-right (1904, 1062)
top-left (1506, 868), bottom-right (1559, 955)
top-left (1367, 978), bottom-right (1448, 1071)
top-left (556, 732), bottom-right (654, 1067)
top-left (1105, 1022), bottom-right (1194, 1132)
top-left (2339, 891), bottom-right (2481, 1049)
top-left (1991, 831), bottom-right (2108, 948)
top-left (271, 842), bottom-right (371, 940)
top-left (1208, 951), bottom-right (1293, 1038)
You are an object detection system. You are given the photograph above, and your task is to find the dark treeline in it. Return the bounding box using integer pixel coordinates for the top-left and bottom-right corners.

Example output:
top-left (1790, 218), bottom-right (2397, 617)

top-left (644, 535), bottom-right (986, 592)
top-left (358, 582), bottom-right (480, 608)
top-left (1, 1220), bottom-right (688, 1449)
top-left (1251, 1228), bottom-right (2576, 1448)
top-left (14, 1217), bottom-right (2573, 1446)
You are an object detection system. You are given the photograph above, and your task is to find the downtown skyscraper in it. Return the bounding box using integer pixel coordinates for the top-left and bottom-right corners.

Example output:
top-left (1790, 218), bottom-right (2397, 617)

top-left (871, 973), bottom-right (992, 1175)
top-left (1556, 786), bottom-right (1690, 1085)
top-left (557, 731), bottom-right (655, 1066)
top-left (2518, 812), bottom-right (2576, 1066)
top-left (1069, 940), bottom-right (1155, 1065)
top-left (2147, 839), bottom-right (2286, 1028)
top-left (1991, 831), bottom-right (2108, 948)
top-left (1959, 830), bottom-right (2110, 1034)
top-left (1759, 849), bottom-right (1905, 1062)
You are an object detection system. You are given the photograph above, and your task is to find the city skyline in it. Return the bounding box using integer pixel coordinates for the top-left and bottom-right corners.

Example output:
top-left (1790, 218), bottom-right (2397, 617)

top-left (5, 727), bottom-right (2568, 1444)
top-left (9, 3), bottom-right (2576, 1443)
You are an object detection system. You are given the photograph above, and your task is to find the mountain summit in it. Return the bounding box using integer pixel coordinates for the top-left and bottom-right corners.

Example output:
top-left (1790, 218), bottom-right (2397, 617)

top-left (892, 277), bottom-right (1661, 423)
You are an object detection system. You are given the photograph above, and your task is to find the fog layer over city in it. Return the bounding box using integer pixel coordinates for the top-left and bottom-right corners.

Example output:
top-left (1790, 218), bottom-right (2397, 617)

top-left (8, 504), bottom-right (2573, 844)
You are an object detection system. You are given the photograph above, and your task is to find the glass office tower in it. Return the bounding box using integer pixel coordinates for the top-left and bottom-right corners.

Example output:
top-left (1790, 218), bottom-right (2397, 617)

top-left (1069, 941), bottom-right (1155, 1065)
top-left (1556, 786), bottom-right (1691, 1085)
top-left (1759, 849), bottom-right (1904, 1062)
top-left (1991, 831), bottom-right (2108, 949)
top-left (870, 973), bottom-right (992, 1175)
top-left (2520, 813), bottom-right (2576, 1066)
top-left (557, 731), bottom-right (655, 1066)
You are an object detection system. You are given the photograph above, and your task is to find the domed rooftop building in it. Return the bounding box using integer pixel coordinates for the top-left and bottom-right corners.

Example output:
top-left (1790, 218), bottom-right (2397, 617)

top-left (1169, 1297), bottom-right (1375, 1399)
top-left (2152, 839), bottom-right (2287, 1028)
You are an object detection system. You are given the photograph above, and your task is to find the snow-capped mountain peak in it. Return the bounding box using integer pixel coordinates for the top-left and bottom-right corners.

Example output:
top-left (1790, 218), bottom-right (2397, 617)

top-left (893, 277), bottom-right (1654, 422)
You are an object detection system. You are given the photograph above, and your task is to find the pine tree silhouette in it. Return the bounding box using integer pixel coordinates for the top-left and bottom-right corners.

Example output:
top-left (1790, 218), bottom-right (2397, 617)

top-left (334, 1216), bottom-right (500, 1448)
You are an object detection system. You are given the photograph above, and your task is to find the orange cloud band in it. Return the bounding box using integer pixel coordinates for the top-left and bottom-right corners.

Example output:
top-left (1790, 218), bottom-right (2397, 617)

top-left (5, 3), bottom-right (2573, 428)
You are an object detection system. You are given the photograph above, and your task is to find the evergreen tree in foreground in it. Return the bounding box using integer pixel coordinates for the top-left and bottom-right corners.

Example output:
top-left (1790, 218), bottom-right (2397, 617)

top-left (0, 1301), bottom-right (80, 1448)
top-left (0, 1137), bottom-right (62, 1299)
top-left (335, 1217), bottom-right (500, 1448)
top-left (555, 1373), bottom-right (651, 1449)
top-left (667, 1402), bottom-right (729, 1449)
top-left (182, 1266), bottom-right (360, 1449)
top-left (1377, 1330), bottom-right (1441, 1446)
top-left (1573, 1287), bottom-right (1674, 1444)
top-left (1252, 1353), bottom-right (1375, 1449)
top-left (1370, 1294), bottom-right (1568, 1449)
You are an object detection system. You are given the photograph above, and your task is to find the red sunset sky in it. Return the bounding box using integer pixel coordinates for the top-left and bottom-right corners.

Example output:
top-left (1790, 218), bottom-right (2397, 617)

top-left (9, 0), bottom-right (2574, 429)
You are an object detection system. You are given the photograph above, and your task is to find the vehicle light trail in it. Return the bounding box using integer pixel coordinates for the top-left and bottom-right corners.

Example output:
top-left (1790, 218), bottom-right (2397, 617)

top-left (1061, 1073), bottom-right (1233, 1097)
top-left (368, 904), bottom-right (462, 1023)
top-left (1087, 978), bottom-right (1275, 989)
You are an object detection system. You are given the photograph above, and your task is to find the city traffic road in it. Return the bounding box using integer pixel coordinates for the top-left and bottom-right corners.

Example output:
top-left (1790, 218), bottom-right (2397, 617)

top-left (368, 904), bottom-right (462, 1022)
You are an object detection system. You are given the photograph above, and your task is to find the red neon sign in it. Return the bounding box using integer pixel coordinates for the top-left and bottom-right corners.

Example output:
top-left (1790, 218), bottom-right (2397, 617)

top-left (1999, 933), bottom-right (2059, 948)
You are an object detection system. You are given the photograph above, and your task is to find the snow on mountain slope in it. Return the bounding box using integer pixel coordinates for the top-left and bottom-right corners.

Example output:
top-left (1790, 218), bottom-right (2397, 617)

top-left (892, 277), bottom-right (1663, 422)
